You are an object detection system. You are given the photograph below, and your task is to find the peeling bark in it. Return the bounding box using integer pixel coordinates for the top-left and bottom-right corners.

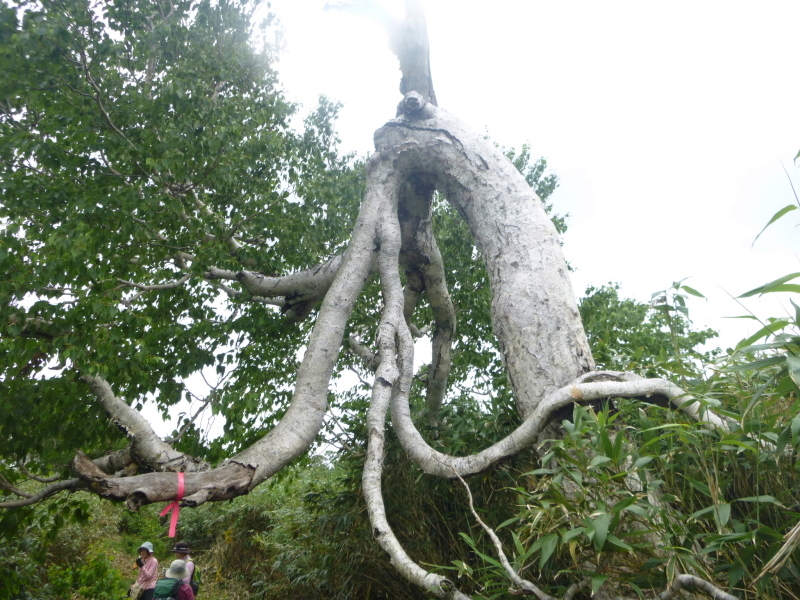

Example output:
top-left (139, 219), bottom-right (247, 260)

top-left (72, 452), bottom-right (254, 510)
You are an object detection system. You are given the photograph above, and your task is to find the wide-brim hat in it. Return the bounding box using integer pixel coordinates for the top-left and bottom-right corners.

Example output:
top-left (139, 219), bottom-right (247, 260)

top-left (138, 541), bottom-right (154, 553)
top-left (171, 541), bottom-right (190, 553)
top-left (165, 559), bottom-right (188, 580)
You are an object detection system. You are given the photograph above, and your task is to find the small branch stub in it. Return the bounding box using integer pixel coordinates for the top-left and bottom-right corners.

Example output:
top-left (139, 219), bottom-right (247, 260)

top-left (401, 90), bottom-right (426, 115)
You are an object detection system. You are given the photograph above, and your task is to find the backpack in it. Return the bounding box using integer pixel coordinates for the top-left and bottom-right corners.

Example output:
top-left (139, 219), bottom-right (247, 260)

top-left (153, 577), bottom-right (182, 599)
top-left (188, 560), bottom-right (201, 596)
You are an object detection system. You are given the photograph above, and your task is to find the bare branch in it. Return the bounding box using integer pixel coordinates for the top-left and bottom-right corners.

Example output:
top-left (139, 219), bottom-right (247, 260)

top-left (17, 463), bottom-right (61, 484)
top-left (347, 332), bottom-right (380, 372)
top-left (206, 253), bottom-right (369, 321)
top-left (118, 273), bottom-right (192, 307)
top-left (165, 390), bottom-right (217, 444)
top-left (0, 474), bottom-right (33, 498)
top-left (450, 467), bottom-right (557, 600)
top-left (0, 479), bottom-right (86, 509)
top-left (207, 280), bottom-right (285, 306)
top-left (654, 574), bottom-right (738, 600)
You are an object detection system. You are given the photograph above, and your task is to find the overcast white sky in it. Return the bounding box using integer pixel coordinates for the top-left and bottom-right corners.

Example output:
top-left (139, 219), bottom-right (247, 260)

top-left (264, 0), bottom-right (800, 352)
top-left (150, 0), bottom-right (800, 437)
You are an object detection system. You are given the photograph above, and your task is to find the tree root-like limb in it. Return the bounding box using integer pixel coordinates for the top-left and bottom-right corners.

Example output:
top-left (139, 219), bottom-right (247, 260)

top-left (415, 219), bottom-right (456, 423)
top-left (653, 574), bottom-right (737, 600)
top-left (362, 178), bottom-right (465, 598)
top-left (392, 372), bottom-right (731, 479)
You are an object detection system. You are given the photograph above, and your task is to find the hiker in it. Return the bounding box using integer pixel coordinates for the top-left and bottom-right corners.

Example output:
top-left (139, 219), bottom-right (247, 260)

top-left (171, 541), bottom-right (199, 596)
top-left (153, 560), bottom-right (195, 600)
top-left (129, 541), bottom-right (158, 600)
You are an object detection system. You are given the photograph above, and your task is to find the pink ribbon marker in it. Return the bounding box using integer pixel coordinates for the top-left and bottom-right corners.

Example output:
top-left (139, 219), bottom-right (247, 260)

top-left (160, 472), bottom-right (185, 538)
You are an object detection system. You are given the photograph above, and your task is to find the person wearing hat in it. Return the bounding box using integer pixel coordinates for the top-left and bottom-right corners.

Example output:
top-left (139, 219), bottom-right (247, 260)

top-left (171, 542), bottom-right (197, 592)
top-left (152, 560), bottom-right (195, 600)
top-left (132, 542), bottom-right (159, 600)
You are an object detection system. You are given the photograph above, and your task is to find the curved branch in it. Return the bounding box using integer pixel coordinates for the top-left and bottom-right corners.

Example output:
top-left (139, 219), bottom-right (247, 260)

top-left (80, 374), bottom-right (210, 474)
top-left (0, 474), bottom-right (33, 498)
top-left (361, 186), bottom-right (469, 599)
top-left (654, 574), bottom-right (737, 600)
top-left (375, 98), bottom-right (594, 419)
top-left (416, 220), bottom-right (456, 421)
top-left (17, 463), bottom-right (61, 483)
top-left (391, 372), bottom-right (730, 479)
top-left (0, 478), bottom-right (86, 509)
top-left (231, 171), bottom-right (381, 489)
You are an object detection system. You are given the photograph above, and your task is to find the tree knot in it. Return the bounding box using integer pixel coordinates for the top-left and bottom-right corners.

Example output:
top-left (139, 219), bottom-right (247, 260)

top-left (397, 91), bottom-right (433, 119)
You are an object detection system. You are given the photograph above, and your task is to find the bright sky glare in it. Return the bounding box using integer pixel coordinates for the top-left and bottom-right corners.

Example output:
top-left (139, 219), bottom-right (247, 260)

top-left (149, 0), bottom-right (800, 437)
top-left (266, 0), bottom-right (800, 352)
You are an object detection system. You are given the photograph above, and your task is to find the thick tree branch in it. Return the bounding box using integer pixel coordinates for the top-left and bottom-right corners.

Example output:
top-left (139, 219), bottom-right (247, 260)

top-left (389, 0), bottom-right (437, 105)
top-left (391, 372), bottom-right (731, 479)
top-left (376, 97), bottom-right (594, 419)
top-left (206, 254), bottom-right (363, 320)
top-left (80, 374), bottom-right (209, 474)
top-left (71, 452), bottom-right (254, 510)
top-left (230, 174), bottom-right (380, 489)
top-left (361, 185), bottom-right (469, 599)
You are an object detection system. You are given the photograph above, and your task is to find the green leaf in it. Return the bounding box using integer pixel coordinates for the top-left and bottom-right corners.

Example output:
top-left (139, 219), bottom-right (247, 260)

top-left (787, 355), bottom-right (800, 388)
top-left (592, 513), bottom-right (611, 552)
top-left (734, 495), bottom-right (784, 506)
top-left (735, 319), bottom-right (792, 349)
top-left (752, 204), bottom-right (798, 247)
top-left (690, 505), bottom-right (715, 520)
top-left (633, 456), bottom-right (654, 469)
top-left (589, 455), bottom-right (612, 468)
top-left (538, 534), bottom-right (559, 568)
top-left (562, 527), bottom-right (586, 543)
top-left (714, 503), bottom-right (731, 528)
top-left (604, 533), bottom-right (633, 552)
top-left (681, 285), bottom-right (705, 298)
top-left (739, 272), bottom-right (800, 297)
top-left (724, 356), bottom-right (785, 372)
top-left (591, 575), bottom-right (608, 595)
top-left (791, 414), bottom-right (800, 443)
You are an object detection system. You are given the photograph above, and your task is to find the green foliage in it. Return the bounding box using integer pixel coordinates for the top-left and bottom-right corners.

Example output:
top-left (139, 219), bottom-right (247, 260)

top-left (452, 180), bottom-right (800, 599)
top-left (0, 491), bottom-right (130, 599)
top-left (458, 384), bottom-right (800, 599)
top-left (579, 282), bottom-right (719, 379)
top-left (0, 0), bottom-right (363, 470)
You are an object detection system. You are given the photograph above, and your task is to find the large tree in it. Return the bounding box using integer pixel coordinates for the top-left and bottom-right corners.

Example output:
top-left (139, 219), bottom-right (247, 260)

top-left (0, 1), bottom-right (768, 598)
